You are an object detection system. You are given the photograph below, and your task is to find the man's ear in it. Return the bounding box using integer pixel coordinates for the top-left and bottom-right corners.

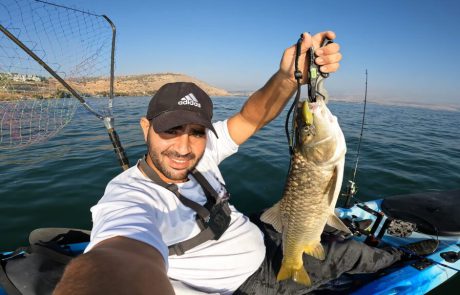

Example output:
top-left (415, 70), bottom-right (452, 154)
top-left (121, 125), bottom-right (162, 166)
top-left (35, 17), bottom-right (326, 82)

top-left (140, 117), bottom-right (150, 142)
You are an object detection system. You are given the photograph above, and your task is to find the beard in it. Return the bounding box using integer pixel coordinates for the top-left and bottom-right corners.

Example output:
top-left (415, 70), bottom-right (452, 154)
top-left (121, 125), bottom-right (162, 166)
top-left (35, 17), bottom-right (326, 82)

top-left (147, 138), bottom-right (203, 181)
top-left (149, 151), bottom-right (194, 181)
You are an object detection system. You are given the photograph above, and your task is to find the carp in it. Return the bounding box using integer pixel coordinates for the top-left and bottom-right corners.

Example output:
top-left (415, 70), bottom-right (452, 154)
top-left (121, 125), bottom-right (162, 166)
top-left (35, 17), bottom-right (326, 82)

top-left (260, 96), bottom-right (350, 286)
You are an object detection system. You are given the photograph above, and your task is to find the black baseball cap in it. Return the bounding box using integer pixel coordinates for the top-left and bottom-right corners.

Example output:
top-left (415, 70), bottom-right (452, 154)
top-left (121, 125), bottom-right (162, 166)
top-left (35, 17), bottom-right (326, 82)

top-left (146, 82), bottom-right (217, 137)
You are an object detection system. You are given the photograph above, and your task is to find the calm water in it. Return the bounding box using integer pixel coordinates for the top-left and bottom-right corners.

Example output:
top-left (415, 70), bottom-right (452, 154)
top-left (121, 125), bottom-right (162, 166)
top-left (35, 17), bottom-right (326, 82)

top-left (1, 96), bottom-right (459, 293)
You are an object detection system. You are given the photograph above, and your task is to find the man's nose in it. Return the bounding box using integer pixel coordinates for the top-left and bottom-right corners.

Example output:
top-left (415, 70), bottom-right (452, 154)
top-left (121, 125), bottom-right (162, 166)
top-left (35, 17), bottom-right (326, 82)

top-left (174, 133), bottom-right (191, 154)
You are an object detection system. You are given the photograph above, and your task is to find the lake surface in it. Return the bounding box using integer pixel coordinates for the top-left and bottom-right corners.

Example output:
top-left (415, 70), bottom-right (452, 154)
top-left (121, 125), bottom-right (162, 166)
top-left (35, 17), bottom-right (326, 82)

top-left (1, 96), bottom-right (459, 293)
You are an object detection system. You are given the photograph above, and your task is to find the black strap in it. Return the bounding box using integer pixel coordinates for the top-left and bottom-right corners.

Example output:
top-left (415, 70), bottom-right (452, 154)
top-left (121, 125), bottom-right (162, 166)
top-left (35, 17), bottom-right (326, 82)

top-left (190, 169), bottom-right (220, 207)
top-left (168, 228), bottom-right (216, 256)
top-left (138, 158), bottom-right (211, 221)
top-left (138, 157), bottom-right (231, 256)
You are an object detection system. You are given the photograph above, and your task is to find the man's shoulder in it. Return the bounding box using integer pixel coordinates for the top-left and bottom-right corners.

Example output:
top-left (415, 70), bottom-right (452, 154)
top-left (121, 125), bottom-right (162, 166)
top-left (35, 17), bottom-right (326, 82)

top-left (205, 120), bottom-right (238, 165)
top-left (210, 120), bottom-right (234, 144)
top-left (105, 164), bottom-right (142, 190)
top-left (109, 164), bottom-right (140, 182)
top-left (100, 164), bottom-right (170, 204)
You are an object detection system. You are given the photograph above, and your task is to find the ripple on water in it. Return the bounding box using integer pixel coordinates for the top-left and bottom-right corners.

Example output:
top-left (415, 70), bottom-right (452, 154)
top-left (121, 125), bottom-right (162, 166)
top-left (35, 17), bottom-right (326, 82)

top-left (1, 98), bottom-right (459, 251)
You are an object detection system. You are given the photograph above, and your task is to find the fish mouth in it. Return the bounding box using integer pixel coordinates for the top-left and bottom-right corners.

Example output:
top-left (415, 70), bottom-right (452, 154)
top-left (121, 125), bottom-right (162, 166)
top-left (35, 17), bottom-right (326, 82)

top-left (309, 100), bottom-right (331, 117)
top-left (305, 101), bottom-right (321, 112)
top-left (296, 98), bottom-right (342, 163)
top-left (308, 97), bottom-right (326, 107)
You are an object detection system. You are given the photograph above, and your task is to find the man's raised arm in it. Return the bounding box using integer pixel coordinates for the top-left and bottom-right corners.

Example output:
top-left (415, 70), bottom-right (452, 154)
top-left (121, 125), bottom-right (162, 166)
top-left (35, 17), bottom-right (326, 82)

top-left (227, 31), bottom-right (341, 145)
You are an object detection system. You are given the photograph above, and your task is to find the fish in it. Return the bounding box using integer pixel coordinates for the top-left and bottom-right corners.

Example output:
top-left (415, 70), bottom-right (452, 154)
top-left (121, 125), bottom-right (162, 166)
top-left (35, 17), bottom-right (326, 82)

top-left (260, 93), bottom-right (350, 286)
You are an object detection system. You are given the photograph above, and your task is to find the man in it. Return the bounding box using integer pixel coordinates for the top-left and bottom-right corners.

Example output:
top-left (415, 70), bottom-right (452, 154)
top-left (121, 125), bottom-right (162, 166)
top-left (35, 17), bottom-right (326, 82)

top-left (54, 31), bottom-right (437, 295)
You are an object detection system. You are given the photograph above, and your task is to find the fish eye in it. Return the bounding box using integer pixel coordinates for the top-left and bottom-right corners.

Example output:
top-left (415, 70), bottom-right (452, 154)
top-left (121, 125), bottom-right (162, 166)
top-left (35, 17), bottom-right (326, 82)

top-left (302, 125), bottom-right (315, 136)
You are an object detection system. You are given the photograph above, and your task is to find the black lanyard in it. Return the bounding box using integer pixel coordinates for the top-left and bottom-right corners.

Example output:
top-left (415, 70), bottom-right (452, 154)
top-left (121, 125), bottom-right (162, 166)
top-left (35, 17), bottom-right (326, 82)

top-left (138, 156), bottom-right (231, 255)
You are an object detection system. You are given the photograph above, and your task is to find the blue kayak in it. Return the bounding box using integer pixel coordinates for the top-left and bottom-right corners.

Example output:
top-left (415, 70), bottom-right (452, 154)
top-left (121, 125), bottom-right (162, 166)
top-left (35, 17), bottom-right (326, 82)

top-left (336, 189), bottom-right (460, 294)
top-left (1, 190), bottom-right (459, 294)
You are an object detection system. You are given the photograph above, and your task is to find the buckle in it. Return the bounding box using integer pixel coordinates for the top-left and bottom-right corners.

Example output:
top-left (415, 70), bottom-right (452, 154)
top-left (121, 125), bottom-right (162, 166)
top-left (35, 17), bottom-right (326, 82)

top-left (172, 243), bottom-right (185, 256)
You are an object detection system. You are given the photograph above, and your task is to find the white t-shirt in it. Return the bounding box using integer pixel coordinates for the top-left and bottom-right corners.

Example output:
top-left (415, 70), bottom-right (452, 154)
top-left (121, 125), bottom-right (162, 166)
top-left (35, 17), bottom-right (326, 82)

top-left (86, 120), bottom-right (266, 294)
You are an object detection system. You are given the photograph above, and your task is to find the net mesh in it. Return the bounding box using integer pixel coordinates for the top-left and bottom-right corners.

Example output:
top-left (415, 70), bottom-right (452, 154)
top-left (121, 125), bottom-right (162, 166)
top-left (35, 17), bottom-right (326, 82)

top-left (0, 0), bottom-right (114, 149)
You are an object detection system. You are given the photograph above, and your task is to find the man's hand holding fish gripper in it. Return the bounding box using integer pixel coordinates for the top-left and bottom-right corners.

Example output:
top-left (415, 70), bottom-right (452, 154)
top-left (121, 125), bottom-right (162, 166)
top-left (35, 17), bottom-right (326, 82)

top-left (279, 31), bottom-right (341, 86)
top-left (228, 31), bottom-right (341, 145)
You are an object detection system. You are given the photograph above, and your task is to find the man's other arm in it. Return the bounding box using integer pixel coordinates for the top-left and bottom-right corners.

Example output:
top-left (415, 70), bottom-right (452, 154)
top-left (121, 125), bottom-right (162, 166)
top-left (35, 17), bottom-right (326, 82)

top-left (53, 236), bottom-right (174, 295)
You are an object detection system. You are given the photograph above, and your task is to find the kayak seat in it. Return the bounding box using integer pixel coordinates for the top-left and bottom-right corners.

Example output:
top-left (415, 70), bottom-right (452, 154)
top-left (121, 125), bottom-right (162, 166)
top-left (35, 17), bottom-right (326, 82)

top-left (381, 189), bottom-right (460, 236)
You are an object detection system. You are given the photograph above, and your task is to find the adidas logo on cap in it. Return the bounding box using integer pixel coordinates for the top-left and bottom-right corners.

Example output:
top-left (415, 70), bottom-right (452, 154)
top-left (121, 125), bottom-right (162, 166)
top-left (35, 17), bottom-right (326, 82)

top-left (178, 93), bottom-right (201, 108)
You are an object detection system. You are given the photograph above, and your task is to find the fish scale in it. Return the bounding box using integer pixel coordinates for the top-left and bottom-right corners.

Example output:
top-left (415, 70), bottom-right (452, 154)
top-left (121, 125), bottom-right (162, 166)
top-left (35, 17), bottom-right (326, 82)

top-left (281, 153), bottom-right (333, 258)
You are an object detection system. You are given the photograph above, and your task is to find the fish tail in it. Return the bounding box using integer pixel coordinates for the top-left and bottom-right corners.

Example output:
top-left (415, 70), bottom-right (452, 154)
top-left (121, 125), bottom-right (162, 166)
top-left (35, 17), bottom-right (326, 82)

top-left (304, 243), bottom-right (325, 260)
top-left (277, 262), bottom-right (312, 286)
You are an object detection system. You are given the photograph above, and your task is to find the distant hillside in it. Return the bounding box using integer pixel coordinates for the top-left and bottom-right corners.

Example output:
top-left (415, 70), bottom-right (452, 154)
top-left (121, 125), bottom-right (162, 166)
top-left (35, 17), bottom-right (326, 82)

top-left (0, 72), bottom-right (230, 100)
top-left (81, 73), bottom-right (230, 97)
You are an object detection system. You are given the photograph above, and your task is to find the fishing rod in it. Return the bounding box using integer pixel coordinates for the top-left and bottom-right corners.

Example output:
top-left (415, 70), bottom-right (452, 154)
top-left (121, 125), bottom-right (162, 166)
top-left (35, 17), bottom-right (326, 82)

top-left (342, 69), bottom-right (368, 208)
top-left (334, 71), bottom-right (460, 273)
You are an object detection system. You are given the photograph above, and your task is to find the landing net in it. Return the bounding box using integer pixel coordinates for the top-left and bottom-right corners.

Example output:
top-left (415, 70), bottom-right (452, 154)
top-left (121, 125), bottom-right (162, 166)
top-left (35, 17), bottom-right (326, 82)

top-left (0, 0), bottom-right (128, 169)
top-left (0, 0), bottom-right (114, 148)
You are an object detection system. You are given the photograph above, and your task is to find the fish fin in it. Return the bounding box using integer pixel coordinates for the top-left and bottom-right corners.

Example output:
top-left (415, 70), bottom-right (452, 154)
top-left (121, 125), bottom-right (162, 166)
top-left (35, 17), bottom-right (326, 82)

top-left (260, 202), bottom-right (283, 233)
top-left (292, 268), bottom-right (312, 286)
top-left (327, 214), bottom-right (352, 234)
top-left (326, 167), bottom-right (338, 205)
top-left (277, 263), bottom-right (312, 286)
top-left (276, 263), bottom-right (292, 281)
top-left (304, 243), bottom-right (325, 260)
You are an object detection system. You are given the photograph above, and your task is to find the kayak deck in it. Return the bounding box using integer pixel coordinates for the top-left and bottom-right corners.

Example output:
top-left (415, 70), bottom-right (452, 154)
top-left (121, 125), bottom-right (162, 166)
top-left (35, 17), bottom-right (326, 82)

top-left (336, 191), bottom-right (460, 294)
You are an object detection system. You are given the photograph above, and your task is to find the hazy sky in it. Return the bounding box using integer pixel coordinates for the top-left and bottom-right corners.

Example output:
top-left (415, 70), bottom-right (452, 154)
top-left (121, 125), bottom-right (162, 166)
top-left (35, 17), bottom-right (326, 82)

top-left (54, 0), bottom-right (459, 105)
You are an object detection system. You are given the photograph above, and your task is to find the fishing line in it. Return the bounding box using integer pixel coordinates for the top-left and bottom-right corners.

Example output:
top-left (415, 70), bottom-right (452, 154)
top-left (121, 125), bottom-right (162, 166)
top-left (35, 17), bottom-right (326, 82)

top-left (351, 69), bottom-right (368, 185)
top-left (342, 70), bottom-right (368, 206)
top-left (284, 34), bottom-right (304, 157)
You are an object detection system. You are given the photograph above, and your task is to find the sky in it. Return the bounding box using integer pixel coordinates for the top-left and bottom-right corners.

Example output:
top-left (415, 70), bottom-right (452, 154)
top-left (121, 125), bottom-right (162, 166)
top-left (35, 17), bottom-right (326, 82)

top-left (49, 0), bottom-right (459, 105)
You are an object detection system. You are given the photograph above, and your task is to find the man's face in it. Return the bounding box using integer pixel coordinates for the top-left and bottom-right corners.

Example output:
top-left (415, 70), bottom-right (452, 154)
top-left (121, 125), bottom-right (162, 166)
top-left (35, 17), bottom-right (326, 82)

top-left (140, 118), bottom-right (207, 183)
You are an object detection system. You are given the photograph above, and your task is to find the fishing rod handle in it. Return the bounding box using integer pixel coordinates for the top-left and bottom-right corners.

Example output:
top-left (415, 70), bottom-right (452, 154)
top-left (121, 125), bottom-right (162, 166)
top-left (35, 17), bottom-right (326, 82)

top-left (107, 128), bottom-right (130, 170)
